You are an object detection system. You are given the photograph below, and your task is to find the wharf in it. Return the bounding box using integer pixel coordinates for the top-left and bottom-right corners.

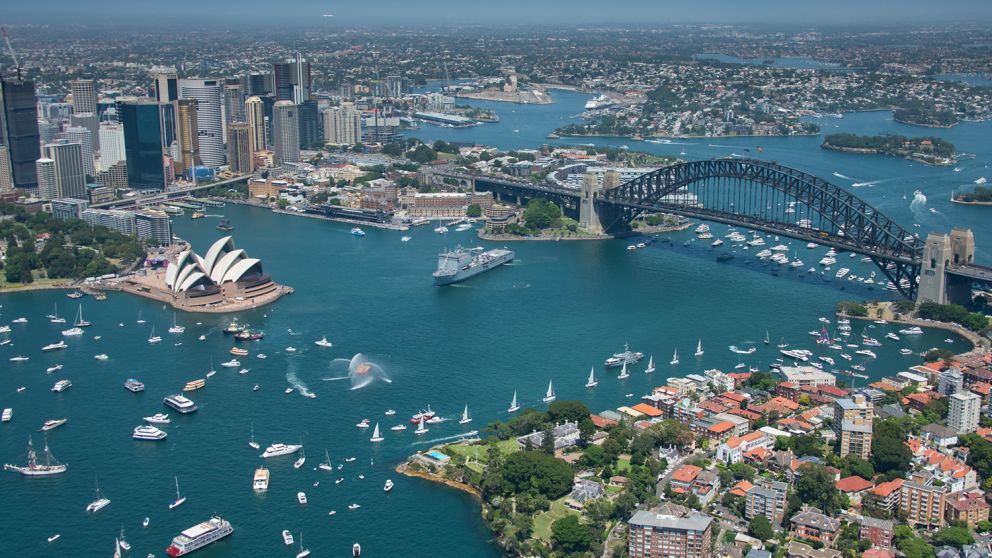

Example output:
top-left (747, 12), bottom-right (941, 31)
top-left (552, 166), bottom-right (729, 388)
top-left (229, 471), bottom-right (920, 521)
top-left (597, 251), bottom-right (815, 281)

top-left (272, 208), bottom-right (410, 231)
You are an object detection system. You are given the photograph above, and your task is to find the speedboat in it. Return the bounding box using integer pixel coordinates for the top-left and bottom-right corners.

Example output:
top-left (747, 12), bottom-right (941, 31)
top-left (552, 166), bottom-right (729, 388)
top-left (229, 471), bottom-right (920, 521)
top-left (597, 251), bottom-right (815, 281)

top-left (282, 530), bottom-right (295, 546)
top-left (220, 359), bottom-right (240, 368)
top-left (285, 346), bottom-right (297, 353)
top-left (9, 356), bottom-right (29, 362)
top-left (94, 354), bottom-right (109, 361)
top-left (383, 479), bottom-right (394, 492)
top-left (46, 364), bottom-right (63, 373)
top-left (48, 533), bottom-right (61, 543)
top-left (314, 337), bottom-right (333, 348)
top-left (356, 419), bottom-right (370, 429)
top-left (42, 340), bottom-right (68, 352)
top-left (384, 409), bottom-right (396, 416)
top-left (350, 227), bottom-right (366, 236)
top-left (390, 424), bottom-right (407, 431)
top-left (144, 414), bottom-right (171, 424)
top-left (261, 443), bottom-right (302, 458)
top-left (297, 491), bottom-right (308, 504)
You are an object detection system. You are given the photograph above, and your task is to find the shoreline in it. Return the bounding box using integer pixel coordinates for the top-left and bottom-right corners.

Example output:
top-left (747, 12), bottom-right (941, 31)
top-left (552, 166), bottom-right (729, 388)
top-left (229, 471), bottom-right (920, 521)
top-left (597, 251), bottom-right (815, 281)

top-left (844, 302), bottom-right (989, 351)
top-left (951, 198), bottom-right (992, 206)
top-left (821, 142), bottom-right (953, 166)
top-left (477, 222), bottom-right (691, 242)
top-left (554, 131), bottom-right (819, 141)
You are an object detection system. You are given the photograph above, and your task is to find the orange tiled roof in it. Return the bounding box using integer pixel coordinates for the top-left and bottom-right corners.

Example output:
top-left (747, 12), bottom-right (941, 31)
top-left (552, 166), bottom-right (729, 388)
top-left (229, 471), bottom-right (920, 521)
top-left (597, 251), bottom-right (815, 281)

top-left (631, 403), bottom-right (663, 417)
top-left (730, 480), bottom-right (754, 497)
top-left (872, 478), bottom-right (904, 498)
top-left (672, 464), bottom-right (703, 483)
top-left (836, 475), bottom-right (874, 493)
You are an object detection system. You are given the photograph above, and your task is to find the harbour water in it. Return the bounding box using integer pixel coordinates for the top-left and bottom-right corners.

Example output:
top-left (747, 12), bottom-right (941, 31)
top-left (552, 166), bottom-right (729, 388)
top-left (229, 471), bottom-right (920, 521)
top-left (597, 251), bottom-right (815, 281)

top-left (1, 86), bottom-right (989, 557)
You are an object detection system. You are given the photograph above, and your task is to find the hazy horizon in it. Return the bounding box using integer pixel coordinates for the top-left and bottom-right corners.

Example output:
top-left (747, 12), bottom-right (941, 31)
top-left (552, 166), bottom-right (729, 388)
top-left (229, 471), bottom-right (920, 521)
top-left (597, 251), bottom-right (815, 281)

top-left (3, 0), bottom-right (991, 26)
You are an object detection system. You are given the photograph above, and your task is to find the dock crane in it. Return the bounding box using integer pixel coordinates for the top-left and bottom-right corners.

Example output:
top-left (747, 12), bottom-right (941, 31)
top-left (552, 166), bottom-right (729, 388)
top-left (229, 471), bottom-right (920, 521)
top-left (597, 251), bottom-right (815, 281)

top-left (1, 27), bottom-right (24, 81)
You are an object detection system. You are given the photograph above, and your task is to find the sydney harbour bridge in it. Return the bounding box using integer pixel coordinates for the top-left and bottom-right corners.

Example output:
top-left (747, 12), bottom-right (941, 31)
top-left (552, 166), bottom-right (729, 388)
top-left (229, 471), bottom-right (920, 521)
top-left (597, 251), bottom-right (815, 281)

top-left (433, 158), bottom-right (992, 303)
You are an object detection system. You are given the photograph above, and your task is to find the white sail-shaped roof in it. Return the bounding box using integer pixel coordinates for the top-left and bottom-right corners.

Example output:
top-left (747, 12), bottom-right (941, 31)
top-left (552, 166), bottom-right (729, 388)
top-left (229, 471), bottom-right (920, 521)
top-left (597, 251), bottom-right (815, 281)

top-left (209, 249), bottom-right (246, 284)
top-left (201, 236), bottom-right (235, 277)
top-left (178, 271), bottom-right (209, 292)
top-left (222, 258), bottom-right (262, 284)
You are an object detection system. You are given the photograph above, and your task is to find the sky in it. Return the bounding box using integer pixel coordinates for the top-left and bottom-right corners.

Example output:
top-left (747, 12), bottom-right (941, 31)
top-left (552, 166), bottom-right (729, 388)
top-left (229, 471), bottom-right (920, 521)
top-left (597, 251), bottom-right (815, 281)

top-left (4, 0), bottom-right (991, 25)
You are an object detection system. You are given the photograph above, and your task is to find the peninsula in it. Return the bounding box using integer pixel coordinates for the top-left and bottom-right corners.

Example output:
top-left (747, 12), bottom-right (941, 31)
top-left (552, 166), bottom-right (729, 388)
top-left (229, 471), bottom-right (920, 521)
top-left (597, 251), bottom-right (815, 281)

top-left (952, 186), bottom-right (992, 206)
top-left (821, 132), bottom-right (956, 165)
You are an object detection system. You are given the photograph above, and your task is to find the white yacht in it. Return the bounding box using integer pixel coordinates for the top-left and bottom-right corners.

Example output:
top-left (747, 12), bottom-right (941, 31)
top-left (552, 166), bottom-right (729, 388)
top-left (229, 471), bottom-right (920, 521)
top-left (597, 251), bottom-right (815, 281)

top-left (617, 360), bottom-right (630, 380)
top-left (294, 448), bottom-right (307, 469)
top-left (169, 313), bottom-right (185, 334)
top-left (384, 479), bottom-right (394, 492)
top-left (261, 443), bottom-right (302, 458)
top-left (694, 339), bottom-right (704, 357)
top-left (62, 327), bottom-right (84, 337)
top-left (253, 466), bottom-right (269, 492)
top-left (314, 337), bottom-right (333, 348)
top-left (670, 348), bottom-right (679, 365)
top-left (148, 327), bottom-right (162, 344)
top-left (52, 379), bottom-right (72, 392)
top-left (169, 476), bottom-right (187, 509)
top-left (899, 326), bottom-right (923, 335)
top-left (42, 340), bottom-right (68, 352)
top-left (86, 480), bottom-right (111, 513)
top-left (133, 425), bottom-right (168, 441)
top-left (144, 413), bottom-right (171, 424)
top-left (414, 417), bottom-right (429, 435)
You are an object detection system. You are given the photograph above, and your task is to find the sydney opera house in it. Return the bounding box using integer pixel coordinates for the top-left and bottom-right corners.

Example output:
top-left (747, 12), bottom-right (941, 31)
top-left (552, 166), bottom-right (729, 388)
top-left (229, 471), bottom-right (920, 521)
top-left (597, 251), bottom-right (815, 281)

top-left (122, 236), bottom-right (290, 312)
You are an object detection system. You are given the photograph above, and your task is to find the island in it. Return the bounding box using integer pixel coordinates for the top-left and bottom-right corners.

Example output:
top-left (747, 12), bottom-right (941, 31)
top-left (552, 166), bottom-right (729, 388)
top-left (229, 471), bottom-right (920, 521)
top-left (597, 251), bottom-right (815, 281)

top-left (821, 132), bottom-right (955, 165)
top-left (952, 186), bottom-right (992, 206)
top-left (893, 106), bottom-right (959, 128)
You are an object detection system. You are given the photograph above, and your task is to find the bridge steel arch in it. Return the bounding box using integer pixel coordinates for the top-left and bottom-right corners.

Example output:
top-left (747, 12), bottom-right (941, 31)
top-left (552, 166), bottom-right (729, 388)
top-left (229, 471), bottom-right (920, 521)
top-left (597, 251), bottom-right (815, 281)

top-left (598, 159), bottom-right (925, 298)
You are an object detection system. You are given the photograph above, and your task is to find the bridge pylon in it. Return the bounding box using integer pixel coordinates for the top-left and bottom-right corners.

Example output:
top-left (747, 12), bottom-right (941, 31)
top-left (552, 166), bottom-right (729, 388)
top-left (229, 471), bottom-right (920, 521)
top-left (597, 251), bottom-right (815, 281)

top-left (918, 228), bottom-right (977, 305)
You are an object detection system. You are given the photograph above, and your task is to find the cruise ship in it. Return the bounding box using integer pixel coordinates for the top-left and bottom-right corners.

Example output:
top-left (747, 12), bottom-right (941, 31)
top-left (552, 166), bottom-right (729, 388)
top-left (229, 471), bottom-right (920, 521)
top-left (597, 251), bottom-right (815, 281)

top-left (164, 394), bottom-right (198, 414)
top-left (133, 425), bottom-right (168, 441)
top-left (433, 247), bottom-right (514, 286)
top-left (584, 94), bottom-right (614, 110)
top-left (253, 466), bottom-right (270, 492)
top-left (166, 516), bottom-right (234, 556)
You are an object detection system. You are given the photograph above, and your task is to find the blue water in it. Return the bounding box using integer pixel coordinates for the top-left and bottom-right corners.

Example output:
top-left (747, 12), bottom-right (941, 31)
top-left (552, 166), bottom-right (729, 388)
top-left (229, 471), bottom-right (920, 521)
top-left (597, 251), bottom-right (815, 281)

top-left (1, 82), bottom-right (989, 557)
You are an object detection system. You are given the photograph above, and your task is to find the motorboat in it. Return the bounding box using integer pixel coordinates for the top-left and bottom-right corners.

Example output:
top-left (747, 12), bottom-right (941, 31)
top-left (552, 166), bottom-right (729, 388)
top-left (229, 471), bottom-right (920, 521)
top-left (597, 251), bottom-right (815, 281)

top-left (282, 530), bottom-right (295, 546)
top-left (52, 379), bottom-right (72, 392)
top-left (40, 418), bottom-right (68, 432)
top-left (133, 425), bottom-right (168, 441)
top-left (390, 424), bottom-right (407, 431)
top-left (94, 354), bottom-right (109, 361)
top-left (42, 340), bottom-right (68, 352)
top-left (144, 414), bottom-right (171, 424)
top-left (297, 491), bottom-right (308, 504)
top-left (348, 504), bottom-right (361, 510)
top-left (220, 359), bottom-right (240, 368)
top-left (315, 337), bottom-right (333, 348)
top-left (62, 327), bottom-right (84, 337)
top-left (384, 409), bottom-right (396, 416)
top-left (47, 364), bottom-right (64, 373)
top-left (253, 466), bottom-right (269, 492)
top-left (383, 479), bottom-right (394, 492)
top-left (899, 326), bottom-right (923, 335)
top-left (350, 227), bottom-right (366, 237)
top-left (261, 443), bottom-right (302, 458)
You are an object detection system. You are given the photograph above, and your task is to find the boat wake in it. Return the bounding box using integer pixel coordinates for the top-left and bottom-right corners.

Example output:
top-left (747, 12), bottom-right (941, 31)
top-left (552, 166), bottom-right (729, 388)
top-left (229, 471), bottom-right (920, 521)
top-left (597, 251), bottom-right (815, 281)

top-left (410, 431), bottom-right (480, 447)
top-left (286, 370), bottom-right (313, 398)
top-left (832, 172), bottom-right (856, 181)
top-left (910, 190), bottom-right (928, 215)
top-left (850, 179), bottom-right (886, 188)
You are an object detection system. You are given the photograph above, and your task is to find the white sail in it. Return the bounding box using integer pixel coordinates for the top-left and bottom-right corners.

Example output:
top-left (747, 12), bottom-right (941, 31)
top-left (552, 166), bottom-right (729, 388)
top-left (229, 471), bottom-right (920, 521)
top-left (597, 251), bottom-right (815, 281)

top-left (695, 339), bottom-right (704, 356)
top-left (508, 391), bottom-right (519, 412)
top-left (460, 404), bottom-right (472, 424)
top-left (671, 349), bottom-right (679, 365)
top-left (618, 360), bottom-right (629, 379)
top-left (646, 355), bottom-right (655, 373)
top-left (114, 538), bottom-right (121, 558)
top-left (586, 367), bottom-right (597, 387)
top-left (543, 380), bottom-right (556, 402)
top-left (370, 422), bottom-right (383, 442)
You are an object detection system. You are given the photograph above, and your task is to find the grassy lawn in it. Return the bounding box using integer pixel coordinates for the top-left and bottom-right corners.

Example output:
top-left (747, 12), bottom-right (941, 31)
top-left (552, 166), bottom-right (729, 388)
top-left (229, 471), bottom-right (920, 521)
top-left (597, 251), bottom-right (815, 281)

top-left (0, 274), bottom-right (67, 292)
top-left (444, 439), bottom-right (518, 465)
top-left (532, 497), bottom-right (580, 541)
top-left (615, 457), bottom-right (632, 474)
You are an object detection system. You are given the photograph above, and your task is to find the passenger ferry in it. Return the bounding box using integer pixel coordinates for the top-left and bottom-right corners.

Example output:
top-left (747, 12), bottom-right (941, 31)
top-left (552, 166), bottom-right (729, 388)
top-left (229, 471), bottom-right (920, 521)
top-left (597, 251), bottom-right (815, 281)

top-left (166, 516), bottom-right (234, 556)
top-left (124, 378), bottom-right (145, 393)
top-left (133, 425), bottom-right (168, 441)
top-left (52, 379), bottom-right (72, 392)
top-left (253, 466), bottom-right (270, 492)
top-left (230, 347), bottom-right (249, 356)
top-left (164, 394), bottom-right (198, 414)
top-left (183, 379), bottom-right (206, 392)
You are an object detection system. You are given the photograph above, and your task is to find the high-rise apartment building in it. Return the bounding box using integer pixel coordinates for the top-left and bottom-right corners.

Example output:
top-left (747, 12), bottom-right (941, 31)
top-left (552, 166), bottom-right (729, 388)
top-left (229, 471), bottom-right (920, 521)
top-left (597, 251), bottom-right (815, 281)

top-left (949, 391), bottom-right (981, 434)
top-left (273, 54), bottom-right (311, 104)
top-left (243, 72), bottom-right (271, 97)
top-left (226, 122), bottom-right (253, 174)
top-left (901, 479), bottom-right (946, 528)
top-left (175, 99), bottom-right (201, 178)
top-left (69, 78), bottom-right (97, 114)
top-left (382, 75), bottom-right (407, 98)
top-left (245, 96), bottom-right (266, 153)
top-left (44, 140), bottom-right (87, 200)
top-left (70, 112), bottom-right (100, 151)
top-left (628, 511), bottom-right (713, 558)
top-left (833, 394), bottom-right (873, 459)
top-left (98, 122), bottom-right (126, 168)
top-left (178, 79), bottom-right (225, 167)
top-left (64, 126), bottom-right (96, 177)
top-left (223, 79), bottom-right (245, 124)
top-left (36, 157), bottom-right (57, 199)
top-left (271, 101), bottom-right (300, 166)
top-left (0, 77), bottom-right (42, 190)
top-left (298, 99), bottom-right (320, 148)
top-left (323, 102), bottom-right (362, 145)
top-left (117, 97), bottom-right (174, 190)
top-left (152, 68), bottom-right (179, 103)
top-left (0, 145), bottom-right (13, 193)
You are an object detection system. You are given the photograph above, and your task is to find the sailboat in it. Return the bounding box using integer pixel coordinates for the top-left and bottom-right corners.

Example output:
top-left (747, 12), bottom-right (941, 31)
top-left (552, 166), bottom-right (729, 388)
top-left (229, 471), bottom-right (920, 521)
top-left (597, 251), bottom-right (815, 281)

top-left (136, 310), bottom-right (145, 324)
top-left (113, 538), bottom-right (122, 558)
top-left (3, 436), bottom-right (67, 476)
top-left (542, 379), bottom-right (556, 403)
top-left (645, 355), bottom-right (656, 374)
top-left (507, 391), bottom-right (520, 413)
top-left (617, 360), bottom-right (630, 379)
top-left (695, 339), bottom-right (704, 357)
top-left (74, 304), bottom-right (91, 327)
top-left (169, 476), bottom-right (186, 509)
top-left (249, 424), bottom-right (260, 450)
top-left (319, 449), bottom-right (333, 471)
top-left (49, 303), bottom-right (65, 324)
top-left (414, 416), bottom-right (428, 435)
top-left (119, 526), bottom-right (131, 551)
top-left (296, 533), bottom-right (311, 558)
top-left (206, 357), bottom-right (216, 378)
top-left (148, 326), bottom-right (162, 344)
top-left (294, 447), bottom-right (307, 468)
top-left (86, 478), bottom-right (111, 513)
top-left (670, 348), bottom-right (680, 365)
top-left (168, 313), bottom-right (185, 334)
top-left (459, 404), bottom-right (472, 425)
top-left (369, 423), bottom-right (384, 442)
top-left (764, 331), bottom-right (770, 345)
top-left (585, 367), bottom-right (598, 388)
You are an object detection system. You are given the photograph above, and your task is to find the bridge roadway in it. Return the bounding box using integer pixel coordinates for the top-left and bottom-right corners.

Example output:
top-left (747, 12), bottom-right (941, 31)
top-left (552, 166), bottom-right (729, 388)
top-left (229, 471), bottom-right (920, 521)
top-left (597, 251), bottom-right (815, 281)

top-left (90, 175), bottom-right (252, 210)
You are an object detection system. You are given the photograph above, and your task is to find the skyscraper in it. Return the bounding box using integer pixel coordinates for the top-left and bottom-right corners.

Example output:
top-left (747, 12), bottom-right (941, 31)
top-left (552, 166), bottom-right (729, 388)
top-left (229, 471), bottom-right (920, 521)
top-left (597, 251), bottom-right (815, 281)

top-left (152, 68), bottom-right (179, 103)
top-left (0, 77), bottom-right (42, 191)
top-left (69, 78), bottom-right (97, 114)
top-left (949, 391), bottom-right (981, 434)
top-left (323, 102), bottom-right (362, 145)
top-left (35, 157), bottom-right (56, 199)
top-left (44, 140), bottom-right (87, 200)
top-left (175, 99), bottom-right (201, 178)
top-left (98, 122), bottom-right (126, 168)
top-left (245, 96), bottom-right (266, 153)
top-left (70, 112), bottom-right (100, 151)
top-left (243, 72), bottom-right (271, 97)
top-left (117, 97), bottom-right (174, 190)
top-left (178, 79), bottom-right (225, 167)
top-left (271, 101), bottom-right (300, 166)
top-left (273, 54), bottom-right (311, 103)
top-left (63, 126), bottom-right (96, 177)
top-left (0, 145), bottom-right (13, 193)
top-left (298, 99), bottom-right (320, 149)
top-left (223, 79), bottom-right (245, 124)
top-left (226, 122), bottom-right (253, 174)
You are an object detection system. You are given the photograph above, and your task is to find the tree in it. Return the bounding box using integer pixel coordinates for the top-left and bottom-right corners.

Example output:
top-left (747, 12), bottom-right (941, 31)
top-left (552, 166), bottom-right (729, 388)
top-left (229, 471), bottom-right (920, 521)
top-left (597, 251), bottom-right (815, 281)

top-left (899, 538), bottom-right (935, 558)
top-left (932, 526), bottom-right (974, 548)
top-left (872, 422), bottom-right (913, 476)
top-left (796, 463), bottom-right (846, 515)
top-left (551, 515), bottom-right (592, 553)
top-left (748, 514), bottom-right (774, 541)
top-left (522, 199), bottom-right (561, 230)
top-left (498, 451), bottom-right (574, 499)
top-left (578, 444), bottom-right (607, 468)
top-left (466, 203), bottom-right (482, 218)
top-left (841, 455), bottom-right (875, 480)
top-left (793, 432), bottom-right (825, 458)
top-left (547, 400), bottom-right (591, 425)
top-left (405, 144), bottom-right (437, 164)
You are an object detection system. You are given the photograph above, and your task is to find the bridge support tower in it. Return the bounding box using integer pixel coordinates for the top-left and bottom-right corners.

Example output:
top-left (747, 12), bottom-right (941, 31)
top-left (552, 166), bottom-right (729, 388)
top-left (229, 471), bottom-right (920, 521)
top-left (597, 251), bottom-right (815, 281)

top-left (579, 173), bottom-right (603, 234)
top-left (917, 228), bottom-right (976, 305)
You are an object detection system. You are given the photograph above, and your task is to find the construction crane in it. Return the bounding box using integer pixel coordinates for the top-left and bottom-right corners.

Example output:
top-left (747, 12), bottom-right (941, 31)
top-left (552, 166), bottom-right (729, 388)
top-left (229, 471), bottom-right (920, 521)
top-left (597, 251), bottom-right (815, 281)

top-left (1, 27), bottom-right (24, 80)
